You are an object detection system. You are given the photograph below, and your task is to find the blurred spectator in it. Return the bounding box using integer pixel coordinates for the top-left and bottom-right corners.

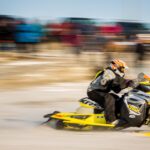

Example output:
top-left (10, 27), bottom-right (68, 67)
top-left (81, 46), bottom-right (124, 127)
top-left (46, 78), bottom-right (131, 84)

top-left (61, 28), bottom-right (82, 55)
top-left (15, 20), bottom-right (43, 52)
top-left (95, 31), bottom-right (108, 51)
top-left (70, 29), bottom-right (82, 55)
top-left (134, 37), bottom-right (145, 66)
top-left (45, 22), bottom-right (62, 42)
top-left (0, 15), bottom-right (15, 50)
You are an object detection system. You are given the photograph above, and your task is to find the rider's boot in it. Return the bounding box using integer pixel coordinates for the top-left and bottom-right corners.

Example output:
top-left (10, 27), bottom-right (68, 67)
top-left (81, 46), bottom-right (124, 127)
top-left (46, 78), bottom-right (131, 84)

top-left (111, 119), bottom-right (128, 128)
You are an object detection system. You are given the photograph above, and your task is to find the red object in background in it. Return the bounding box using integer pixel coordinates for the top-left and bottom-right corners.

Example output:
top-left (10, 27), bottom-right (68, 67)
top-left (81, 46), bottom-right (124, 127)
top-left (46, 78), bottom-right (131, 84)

top-left (61, 22), bottom-right (74, 29)
top-left (46, 22), bottom-right (74, 37)
top-left (46, 23), bottom-right (62, 36)
top-left (61, 33), bottom-right (81, 46)
top-left (99, 24), bottom-right (123, 34)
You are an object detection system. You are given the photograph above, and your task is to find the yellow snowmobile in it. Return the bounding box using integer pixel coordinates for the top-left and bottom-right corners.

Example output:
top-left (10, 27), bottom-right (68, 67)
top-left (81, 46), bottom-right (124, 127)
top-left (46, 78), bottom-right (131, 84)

top-left (43, 74), bottom-right (150, 130)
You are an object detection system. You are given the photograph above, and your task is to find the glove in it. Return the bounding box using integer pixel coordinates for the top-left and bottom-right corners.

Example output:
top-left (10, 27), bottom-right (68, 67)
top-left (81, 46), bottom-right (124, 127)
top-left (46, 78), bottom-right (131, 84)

top-left (126, 79), bottom-right (138, 88)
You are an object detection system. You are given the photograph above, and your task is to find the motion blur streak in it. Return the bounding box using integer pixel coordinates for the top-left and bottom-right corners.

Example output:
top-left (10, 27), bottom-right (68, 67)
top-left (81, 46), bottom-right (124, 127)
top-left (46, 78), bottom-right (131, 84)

top-left (1, 0), bottom-right (150, 150)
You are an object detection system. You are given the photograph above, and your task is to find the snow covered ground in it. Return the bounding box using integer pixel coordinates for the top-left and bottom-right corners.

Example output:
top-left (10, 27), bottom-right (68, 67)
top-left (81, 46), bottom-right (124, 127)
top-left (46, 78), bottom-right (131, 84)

top-left (0, 82), bottom-right (150, 150)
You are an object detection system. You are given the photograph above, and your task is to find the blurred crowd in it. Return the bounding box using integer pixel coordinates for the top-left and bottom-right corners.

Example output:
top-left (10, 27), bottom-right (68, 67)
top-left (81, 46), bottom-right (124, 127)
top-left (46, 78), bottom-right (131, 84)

top-left (0, 15), bottom-right (150, 64)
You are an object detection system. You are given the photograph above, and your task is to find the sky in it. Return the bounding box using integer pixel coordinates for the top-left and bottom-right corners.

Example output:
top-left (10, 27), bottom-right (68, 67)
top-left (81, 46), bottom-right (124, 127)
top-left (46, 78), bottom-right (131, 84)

top-left (0, 0), bottom-right (150, 22)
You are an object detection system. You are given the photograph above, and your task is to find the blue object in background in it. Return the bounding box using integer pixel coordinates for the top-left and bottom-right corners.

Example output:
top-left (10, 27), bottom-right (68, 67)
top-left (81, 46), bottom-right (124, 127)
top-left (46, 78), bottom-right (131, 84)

top-left (15, 23), bottom-right (43, 43)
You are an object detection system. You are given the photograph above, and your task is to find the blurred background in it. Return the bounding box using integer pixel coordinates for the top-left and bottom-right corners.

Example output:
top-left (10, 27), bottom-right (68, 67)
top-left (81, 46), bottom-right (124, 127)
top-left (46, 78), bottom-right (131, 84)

top-left (0, 1), bottom-right (150, 150)
top-left (0, 0), bottom-right (150, 89)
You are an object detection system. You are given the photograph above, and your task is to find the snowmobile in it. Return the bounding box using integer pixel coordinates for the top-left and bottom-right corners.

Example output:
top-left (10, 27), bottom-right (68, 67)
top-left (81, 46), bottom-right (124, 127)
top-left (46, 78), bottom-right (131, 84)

top-left (43, 73), bottom-right (150, 130)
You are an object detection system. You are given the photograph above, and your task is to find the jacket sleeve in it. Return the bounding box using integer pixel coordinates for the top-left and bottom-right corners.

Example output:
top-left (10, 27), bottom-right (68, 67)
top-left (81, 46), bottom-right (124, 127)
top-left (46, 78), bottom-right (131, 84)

top-left (111, 77), bottom-right (129, 93)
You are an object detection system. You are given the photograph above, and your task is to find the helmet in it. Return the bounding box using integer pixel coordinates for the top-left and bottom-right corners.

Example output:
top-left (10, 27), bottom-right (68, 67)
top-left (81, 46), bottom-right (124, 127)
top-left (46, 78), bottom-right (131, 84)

top-left (110, 59), bottom-right (128, 77)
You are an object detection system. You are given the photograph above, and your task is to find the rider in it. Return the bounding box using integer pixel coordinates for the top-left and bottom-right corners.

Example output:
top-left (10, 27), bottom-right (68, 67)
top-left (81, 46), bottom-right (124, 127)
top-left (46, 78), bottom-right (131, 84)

top-left (87, 59), bottom-right (129, 126)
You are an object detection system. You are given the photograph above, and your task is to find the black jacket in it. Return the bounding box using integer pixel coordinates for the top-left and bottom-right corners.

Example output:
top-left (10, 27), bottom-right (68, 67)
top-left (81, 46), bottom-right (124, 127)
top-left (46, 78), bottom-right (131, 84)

top-left (87, 68), bottom-right (128, 93)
